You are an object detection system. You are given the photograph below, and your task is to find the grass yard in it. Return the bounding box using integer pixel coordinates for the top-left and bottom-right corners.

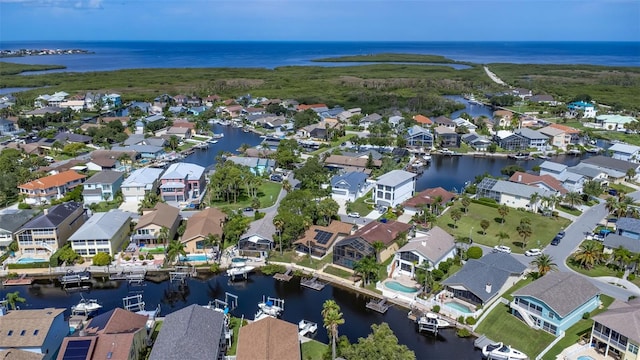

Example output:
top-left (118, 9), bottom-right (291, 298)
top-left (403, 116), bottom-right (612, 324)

top-left (301, 340), bottom-right (328, 360)
top-left (324, 265), bottom-right (354, 279)
top-left (349, 191), bottom-right (374, 218)
top-left (435, 203), bottom-right (571, 253)
top-left (558, 204), bottom-right (582, 216)
top-left (566, 260), bottom-right (619, 278)
top-left (475, 304), bottom-right (555, 358)
top-left (502, 277), bottom-right (535, 302)
top-left (609, 183), bottom-right (636, 195)
top-left (210, 181), bottom-right (281, 210)
top-left (541, 295), bottom-right (614, 360)
top-left (226, 317), bottom-right (248, 356)
top-left (268, 251), bottom-right (334, 270)
top-left (89, 200), bottom-right (122, 213)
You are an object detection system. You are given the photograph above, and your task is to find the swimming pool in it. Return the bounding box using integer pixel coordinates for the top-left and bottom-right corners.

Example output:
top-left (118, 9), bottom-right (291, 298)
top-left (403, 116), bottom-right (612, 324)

top-left (232, 257), bottom-right (247, 263)
top-left (384, 281), bottom-right (418, 293)
top-left (16, 257), bottom-right (47, 264)
top-left (180, 254), bottom-right (208, 262)
top-left (577, 356), bottom-right (595, 360)
top-left (444, 301), bottom-right (473, 314)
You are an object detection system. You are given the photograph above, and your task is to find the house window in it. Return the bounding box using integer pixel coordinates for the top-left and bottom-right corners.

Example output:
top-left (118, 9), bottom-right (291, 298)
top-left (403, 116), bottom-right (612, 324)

top-left (20, 330), bottom-right (25, 336)
top-left (629, 343), bottom-right (639, 355)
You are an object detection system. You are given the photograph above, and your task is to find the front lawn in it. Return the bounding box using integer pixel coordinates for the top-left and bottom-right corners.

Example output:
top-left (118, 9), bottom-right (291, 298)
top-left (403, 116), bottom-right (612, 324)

top-left (435, 203), bottom-right (571, 253)
top-left (268, 250), bottom-right (333, 270)
top-left (566, 259), bottom-right (619, 278)
top-left (558, 204), bottom-right (582, 216)
top-left (301, 340), bottom-right (328, 360)
top-left (349, 191), bottom-right (374, 217)
top-left (475, 303), bottom-right (555, 358)
top-left (210, 181), bottom-right (281, 210)
top-left (609, 183), bottom-right (636, 195)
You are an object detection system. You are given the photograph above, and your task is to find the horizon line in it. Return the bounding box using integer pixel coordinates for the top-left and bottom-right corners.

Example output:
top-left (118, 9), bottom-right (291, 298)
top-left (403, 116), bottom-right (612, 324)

top-left (2, 39), bottom-right (639, 43)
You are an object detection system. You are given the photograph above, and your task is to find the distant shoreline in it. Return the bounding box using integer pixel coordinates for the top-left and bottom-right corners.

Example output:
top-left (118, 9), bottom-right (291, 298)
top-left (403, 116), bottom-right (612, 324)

top-left (0, 49), bottom-right (93, 58)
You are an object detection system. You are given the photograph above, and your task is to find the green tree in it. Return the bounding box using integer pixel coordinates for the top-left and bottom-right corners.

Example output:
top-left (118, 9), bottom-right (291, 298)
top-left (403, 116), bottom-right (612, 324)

top-left (5, 291), bottom-right (26, 310)
top-left (273, 218), bottom-right (285, 255)
top-left (573, 241), bottom-right (605, 270)
top-left (92, 252), bottom-right (112, 266)
top-left (498, 204), bottom-right (509, 224)
top-left (531, 254), bottom-right (557, 276)
top-left (372, 241), bottom-right (386, 263)
top-left (168, 135), bottom-right (180, 150)
top-left (480, 219), bottom-right (490, 235)
top-left (341, 323), bottom-right (416, 360)
top-left (322, 300), bottom-right (345, 360)
top-left (460, 194), bottom-right (471, 213)
top-left (274, 139), bottom-right (300, 169)
top-left (450, 208), bottom-right (462, 228)
top-left (563, 191), bottom-right (583, 210)
top-left (365, 153), bottom-right (374, 169)
top-left (626, 168), bottom-right (637, 180)
top-left (583, 180), bottom-right (603, 197)
top-left (157, 226), bottom-right (170, 248)
top-left (613, 246), bottom-right (632, 270)
top-left (496, 231), bottom-right (510, 246)
top-left (516, 221), bottom-right (532, 249)
top-left (353, 256), bottom-right (380, 286)
top-left (204, 233), bottom-right (221, 264)
top-left (467, 246), bottom-right (483, 259)
top-left (165, 239), bottom-right (187, 265)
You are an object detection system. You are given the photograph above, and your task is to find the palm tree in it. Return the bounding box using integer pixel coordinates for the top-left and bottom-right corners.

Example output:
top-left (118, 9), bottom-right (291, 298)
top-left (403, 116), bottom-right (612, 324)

top-left (168, 135), bottom-right (180, 151)
top-left (282, 179), bottom-right (292, 193)
top-left (239, 143), bottom-right (250, 155)
top-left (531, 254), bottom-right (557, 276)
top-left (480, 219), bottom-right (490, 235)
top-left (497, 231), bottom-right (510, 246)
top-left (529, 192), bottom-right (540, 212)
top-left (432, 195), bottom-right (443, 215)
top-left (322, 300), bottom-right (345, 360)
top-left (157, 226), bottom-right (170, 248)
top-left (460, 194), bottom-right (471, 213)
top-left (613, 246), bottom-right (632, 271)
top-left (563, 191), bottom-right (583, 210)
top-left (5, 291), bottom-right (25, 310)
top-left (516, 222), bottom-right (532, 249)
top-left (273, 218), bottom-right (285, 255)
top-left (450, 208), bottom-right (462, 228)
top-left (165, 239), bottom-right (187, 265)
top-left (573, 241), bottom-right (604, 270)
top-left (498, 204), bottom-right (509, 224)
top-left (605, 196), bottom-right (619, 217)
top-left (372, 241), bottom-right (385, 263)
top-left (204, 233), bottom-right (221, 264)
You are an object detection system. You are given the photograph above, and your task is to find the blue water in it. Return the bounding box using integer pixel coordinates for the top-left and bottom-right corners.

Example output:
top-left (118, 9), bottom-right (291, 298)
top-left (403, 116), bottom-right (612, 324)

top-left (16, 257), bottom-right (47, 264)
top-left (180, 254), bottom-right (208, 262)
top-left (2, 41), bottom-right (638, 73)
top-left (384, 281), bottom-right (419, 293)
top-left (577, 356), bottom-right (595, 360)
top-left (231, 258), bottom-right (247, 263)
top-left (445, 301), bottom-right (473, 314)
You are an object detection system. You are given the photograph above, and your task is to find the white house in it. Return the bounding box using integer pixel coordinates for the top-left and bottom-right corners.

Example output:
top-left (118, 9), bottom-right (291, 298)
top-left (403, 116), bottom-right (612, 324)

top-left (609, 143), bottom-right (640, 163)
top-left (539, 160), bottom-right (568, 178)
top-left (568, 101), bottom-right (596, 118)
top-left (81, 170), bottom-right (124, 205)
top-left (68, 209), bottom-right (131, 258)
top-left (594, 114), bottom-right (638, 131)
top-left (121, 168), bottom-right (165, 203)
top-left (373, 170), bottom-right (417, 208)
top-left (330, 172), bottom-right (373, 202)
top-left (477, 178), bottom-right (556, 212)
top-left (390, 226), bottom-right (456, 279)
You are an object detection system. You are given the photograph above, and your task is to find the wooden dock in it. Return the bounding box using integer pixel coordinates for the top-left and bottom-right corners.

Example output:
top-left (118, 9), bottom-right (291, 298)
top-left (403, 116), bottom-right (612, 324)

top-left (273, 268), bottom-right (293, 282)
top-left (300, 274), bottom-right (326, 291)
top-left (3, 274), bottom-right (34, 286)
top-left (365, 297), bottom-right (389, 314)
top-left (474, 334), bottom-right (495, 349)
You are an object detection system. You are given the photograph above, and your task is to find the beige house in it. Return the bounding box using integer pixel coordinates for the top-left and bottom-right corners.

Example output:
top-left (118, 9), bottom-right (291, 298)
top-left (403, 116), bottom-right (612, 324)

top-left (493, 110), bottom-right (513, 127)
top-left (132, 202), bottom-right (180, 246)
top-left (180, 207), bottom-right (226, 254)
top-left (590, 299), bottom-right (640, 360)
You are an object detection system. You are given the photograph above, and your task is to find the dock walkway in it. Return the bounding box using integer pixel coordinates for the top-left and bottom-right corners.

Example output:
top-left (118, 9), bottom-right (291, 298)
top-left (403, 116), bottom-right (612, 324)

top-left (474, 334), bottom-right (495, 349)
top-left (300, 274), bottom-right (326, 291)
top-left (273, 268), bottom-right (293, 282)
top-left (2, 274), bottom-right (34, 286)
top-left (366, 297), bottom-right (389, 313)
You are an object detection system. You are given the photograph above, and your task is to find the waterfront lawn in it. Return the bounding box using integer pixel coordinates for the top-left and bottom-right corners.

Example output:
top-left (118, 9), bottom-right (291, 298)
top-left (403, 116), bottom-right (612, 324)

top-left (541, 295), bottom-right (614, 360)
top-left (324, 265), bottom-right (354, 279)
top-left (268, 251), bottom-right (334, 270)
top-left (434, 203), bottom-right (571, 253)
top-left (301, 340), bottom-right (328, 360)
top-left (210, 181), bottom-right (281, 210)
top-left (475, 303), bottom-right (555, 358)
top-left (349, 192), bottom-right (374, 218)
top-left (226, 317), bottom-right (247, 356)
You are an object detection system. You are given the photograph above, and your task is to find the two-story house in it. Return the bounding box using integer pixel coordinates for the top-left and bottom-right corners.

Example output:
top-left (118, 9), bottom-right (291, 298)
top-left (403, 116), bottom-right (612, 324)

top-left (0, 307), bottom-right (68, 360)
top-left (391, 226), bottom-right (456, 279)
top-left (294, 221), bottom-right (354, 258)
top-left (539, 126), bottom-right (572, 149)
top-left (568, 101), bottom-right (596, 118)
top-left (514, 128), bottom-right (549, 152)
top-left (132, 202), bottom-right (180, 246)
top-left (225, 157), bottom-right (275, 176)
top-left (581, 156), bottom-right (640, 183)
top-left (494, 130), bottom-right (528, 151)
top-left (181, 207), bottom-right (226, 254)
top-left (373, 170), bottom-right (417, 208)
top-left (330, 172), bottom-right (372, 202)
top-left (434, 126), bottom-right (460, 148)
top-left (68, 210), bottom-right (131, 259)
top-left (14, 202), bottom-right (86, 256)
top-left (121, 168), bottom-right (165, 203)
top-left (615, 218), bottom-right (640, 240)
top-left (82, 170), bottom-right (124, 205)
top-left (511, 272), bottom-right (600, 336)
top-left (0, 209), bottom-right (36, 251)
top-left (159, 162), bottom-right (205, 202)
top-left (18, 170), bottom-right (86, 205)
top-left (609, 143), bottom-right (640, 163)
top-left (476, 178), bottom-right (555, 212)
top-left (405, 125), bottom-right (434, 148)
top-left (590, 298), bottom-right (640, 360)
top-left (461, 133), bottom-right (492, 151)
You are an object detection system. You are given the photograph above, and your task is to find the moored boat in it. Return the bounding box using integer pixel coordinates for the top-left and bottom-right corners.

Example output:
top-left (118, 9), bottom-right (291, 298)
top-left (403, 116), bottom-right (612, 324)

top-left (482, 342), bottom-right (528, 360)
top-left (71, 295), bottom-right (102, 315)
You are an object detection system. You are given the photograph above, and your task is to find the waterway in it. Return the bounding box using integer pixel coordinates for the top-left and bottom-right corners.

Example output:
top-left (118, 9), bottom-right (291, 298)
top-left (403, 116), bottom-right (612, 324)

top-left (7, 274), bottom-right (480, 359)
top-left (182, 124), bottom-right (263, 169)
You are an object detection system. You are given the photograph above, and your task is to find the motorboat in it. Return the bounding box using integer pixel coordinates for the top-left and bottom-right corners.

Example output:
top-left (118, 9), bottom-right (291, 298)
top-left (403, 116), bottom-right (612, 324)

top-left (257, 299), bottom-right (283, 317)
top-left (421, 312), bottom-right (451, 328)
top-left (71, 295), bottom-right (102, 315)
top-left (298, 319), bottom-right (318, 336)
top-left (423, 154), bottom-right (432, 162)
top-left (59, 270), bottom-right (91, 284)
top-left (208, 139), bottom-right (218, 144)
top-left (226, 265), bottom-right (254, 277)
top-left (482, 342), bottom-right (528, 360)
top-left (212, 133), bottom-right (225, 139)
top-left (194, 142), bottom-right (209, 149)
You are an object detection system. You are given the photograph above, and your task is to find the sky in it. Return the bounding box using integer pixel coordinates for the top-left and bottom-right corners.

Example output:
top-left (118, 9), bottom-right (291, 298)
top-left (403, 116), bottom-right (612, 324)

top-left (0, 0), bottom-right (639, 42)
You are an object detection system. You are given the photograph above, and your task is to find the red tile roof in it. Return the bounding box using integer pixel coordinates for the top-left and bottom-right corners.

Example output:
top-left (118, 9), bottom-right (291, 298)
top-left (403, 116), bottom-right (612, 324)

top-left (297, 104), bottom-right (327, 111)
top-left (509, 171), bottom-right (567, 194)
top-left (352, 220), bottom-right (411, 246)
top-left (413, 114), bottom-right (432, 125)
top-left (403, 187), bottom-right (457, 208)
top-left (549, 123), bottom-right (580, 134)
top-left (18, 170), bottom-right (85, 191)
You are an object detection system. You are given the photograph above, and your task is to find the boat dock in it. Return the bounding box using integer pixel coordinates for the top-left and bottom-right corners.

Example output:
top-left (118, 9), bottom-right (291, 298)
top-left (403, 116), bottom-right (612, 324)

top-left (300, 274), bottom-right (326, 291)
top-left (474, 334), bottom-right (495, 349)
top-left (170, 265), bottom-right (196, 283)
top-left (3, 274), bottom-right (34, 286)
top-left (366, 297), bottom-right (389, 313)
top-left (110, 268), bottom-right (147, 285)
top-left (273, 268), bottom-right (293, 282)
top-left (298, 319), bottom-right (318, 336)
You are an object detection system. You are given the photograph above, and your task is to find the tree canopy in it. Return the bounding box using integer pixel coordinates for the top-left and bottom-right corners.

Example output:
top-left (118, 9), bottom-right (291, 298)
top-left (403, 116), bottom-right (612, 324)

top-left (341, 323), bottom-right (415, 360)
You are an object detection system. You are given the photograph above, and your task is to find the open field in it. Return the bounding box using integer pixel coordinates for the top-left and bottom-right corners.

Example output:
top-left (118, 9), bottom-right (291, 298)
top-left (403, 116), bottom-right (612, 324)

top-left (0, 62), bottom-right (65, 76)
top-left (312, 53), bottom-right (465, 64)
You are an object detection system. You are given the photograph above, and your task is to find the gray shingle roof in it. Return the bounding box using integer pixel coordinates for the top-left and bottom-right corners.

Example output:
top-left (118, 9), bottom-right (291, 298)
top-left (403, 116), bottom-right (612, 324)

top-left (514, 128), bottom-right (548, 140)
top-left (513, 272), bottom-right (599, 318)
top-left (491, 179), bottom-right (555, 198)
top-left (582, 156), bottom-right (639, 173)
top-left (616, 217), bottom-right (640, 235)
top-left (540, 160), bottom-right (567, 173)
top-left (162, 162), bottom-right (205, 181)
top-left (149, 305), bottom-right (225, 360)
top-left (375, 170), bottom-right (416, 187)
top-left (68, 210), bottom-right (130, 241)
top-left (603, 234), bottom-right (640, 253)
top-left (0, 209), bottom-right (37, 233)
top-left (567, 165), bottom-right (606, 179)
top-left (20, 202), bottom-right (82, 229)
top-left (331, 172), bottom-right (369, 193)
top-left (592, 299), bottom-right (640, 344)
top-left (397, 226), bottom-right (455, 264)
top-left (84, 170), bottom-right (124, 185)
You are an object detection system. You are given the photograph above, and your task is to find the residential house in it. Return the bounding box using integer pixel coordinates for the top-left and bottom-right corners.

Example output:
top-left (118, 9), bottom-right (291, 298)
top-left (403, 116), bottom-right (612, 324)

top-left (130, 101), bottom-right (152, 113)
top-left (373, 170), bottom-right (417, 208)
top-left (18, 170), bottom-right (86, 205)
top-left (594, 115), bottom-right (638, 131)
top-left (101, 94), bottom-right (122, 109)
top-left (294, 221), bottom-right (354, 258)
top-left (222, 105), bottom-right (244, 118)
top-left (56, 308), bottom-right (149, 360)
top-left (225, 156), bottom-right (275, 176)
top-left (568, 101), bottom-right (596, 118)
top-left (590, 299), bottom-right (640, 360)
top-left (441, 252), bottom-right (526, 306)
top-left (82, 170), bottom-right (124, 205)
top-left (236, 317), bottom-right (300, 360)
top-left (452, 117), bottom-right (478, 132)
top-left (602, 233), bottom-right (640, 255)
top-left (181, 207), bottom-right (226, 254)
top-left (511, 272), bottom-right (600, 336)
top-left (25, 107), bottom-right (64, 117)
top-left (297, 103), bottom-right (327, 112)
top-left (0, 117), bottom-right (19, 136)
top-left (159, 162), bottom-right (205, 202)
top-left (111, 145), bottom-right (164, 159)
top-left (402, 187), bottom-right (456, 213)
top-left (609, 143), bottom-right (640, 163)
top-left (434, 126), bottom-right (460, 148)
top-left (538, 126), bottom-right (572, 149)
top-left (581, 156), bottom-right (640, 182)
top-left (68, 210), bottom-right (131, 259)
top-left (413, 114), bottom-right (432, 127)
top-left (132, 202), bottom-right (180, 246)
top-left (0, 349), bottom-right (43, 360)
top-left (333, 220), bottom-right (411, 269)
top-left (461, 133), bottom-right (492, 151)
top-left (238, 211), bottom-right (275, 258)
top-left (514, 128), bottom-right (549, 151)
top-left (391, 226), bottom-right (456, 278)
top-left (324, 155), bottom-right (381, 174)
top-left (509, 172), bottom-right (568, 195)
top-left (359, 113), bottom-right (383, 129)
top-left (14, 202), bottom-right (86, 255)
top-left (616, 217), bottom-right (640, 240)
top-left (493, 130), bottom-right (528, 151)
top-left (549, 123), bottom-right (581, 144)
top-left (85, 157), bottom-right (118, 172)
top-left (123, 134), bottom-right (167, 148)
top-left (165, 126), bottom-right (192, 139)
top-left (476, 178), bottom-right (555, 212)
top-left (58, 100), bottom-right (85, 111)
top-left (529, 94), bottom-right (556, 104)
top-left (512, 88), bottom-right (532, 100)
top-left (121, 168), bottom-right (164, 203)
top-left (539, 160), bottom-right (568, 178)
top-left (34, 92), bottom-right (68, 108)
top-left (149, 305), bottom-right (227, 360)
top-left (538, 161), bottom-right (587, 193)
top-left (493, 110), bottom-right (513, 127)
top-left (432, 116), bottom-right (456, 130)
top-left (0, 209), bottom-right (37, 251)
top-left (389, 115), bottom-right (404, 127)
top-left (405, 125), bottom-right (434, 148)
top-left (567, 165), bottom-right (609, 187)
top-left (330, 172), bottom-right (372, 202)
top-left (0, 308), bottom-right (67, 360)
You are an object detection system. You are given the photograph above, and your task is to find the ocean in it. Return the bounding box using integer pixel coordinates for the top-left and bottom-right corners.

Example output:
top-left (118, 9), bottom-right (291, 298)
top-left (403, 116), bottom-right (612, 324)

top-left (2, 41), bottom-right (639, 72)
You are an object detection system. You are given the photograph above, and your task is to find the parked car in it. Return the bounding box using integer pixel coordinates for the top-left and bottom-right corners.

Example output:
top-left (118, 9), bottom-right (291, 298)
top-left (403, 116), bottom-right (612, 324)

top-left (556, 231), bottom-right (565, 239)
top-left (493, 245), bottom-right (512, 254)
top-left (243, 207), bottom-right (253, 212)
top-left (347, 212), bottom-right (360, 218)
top-left (525, 248), bottom-right (543, 257)
top-left (551, 236), bottom-right (561, 246)
top-left (608, 189), bottom-right (618, 196)
top-left (270, 174), bottom-right (283, 182)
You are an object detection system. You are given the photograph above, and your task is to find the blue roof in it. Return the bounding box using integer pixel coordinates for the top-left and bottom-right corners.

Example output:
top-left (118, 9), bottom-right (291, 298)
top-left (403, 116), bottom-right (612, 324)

top-left (331, 172), bottom-right (369, 193)
top-left (568, 101), bottom-right (594, 109)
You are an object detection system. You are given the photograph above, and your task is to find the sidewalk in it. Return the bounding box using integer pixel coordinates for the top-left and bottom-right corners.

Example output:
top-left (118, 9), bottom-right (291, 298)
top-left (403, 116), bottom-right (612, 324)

top-left (595, 276), bottom-right (640, 296)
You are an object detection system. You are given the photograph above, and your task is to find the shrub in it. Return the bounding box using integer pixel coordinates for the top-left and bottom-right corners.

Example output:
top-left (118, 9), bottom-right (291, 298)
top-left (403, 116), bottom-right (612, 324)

top-left (582, 312), bottom-right (590, 320)
top-left (254, 211), bottom-right (265, 220)
top-left (146, 253), bottom-right (154, 260)
top-left (456, 328), bottom-right (472, 338)
top-left (210, 263), bottom-right (220, 274)
top-left (616, 271), bottom-right (624, 278)
top-left (467, 246), bottom-right (483, 259)
top-left (259, 264), bottom-right (286, 275)
top-left (629, 273), bottom-right (636, 281)
top-left (465, 316), bottom-right (477, 325)
top-left (438, 261), bottom-right (451, 274)
top-left (92, 253), bottom-right (112, 266)
top-left (139, 254), bottom-right (145, 261)
top-left (18, 203), bottom-right (32, 210)
top-left (432, 305), bottom-right (440, 313)
top-left (432, 269), bottom-right (445, 281)
top-left (457, 315), bottom-right (465, 323)
top-left (124, 255), bottom-right (131, 261)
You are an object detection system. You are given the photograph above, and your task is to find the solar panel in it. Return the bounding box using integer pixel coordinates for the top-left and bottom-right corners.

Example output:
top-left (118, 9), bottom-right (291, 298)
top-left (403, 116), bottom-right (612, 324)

top-left (62, 339), bottom-right (93, 360)
top-left (314, 230), bottom-right (334, 245)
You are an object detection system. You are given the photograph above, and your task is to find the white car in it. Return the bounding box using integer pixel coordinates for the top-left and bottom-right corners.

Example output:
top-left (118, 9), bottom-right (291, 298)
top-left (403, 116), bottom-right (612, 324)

top-left (493, 245), bottom-right (512, 254)
top-left (347, 212), bottom-right (360, 218)
top-left (524, 248), bottom-right (543, 257)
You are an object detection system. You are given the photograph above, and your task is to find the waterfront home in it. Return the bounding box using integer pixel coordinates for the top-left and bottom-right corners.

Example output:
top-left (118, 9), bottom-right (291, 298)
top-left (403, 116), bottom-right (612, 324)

top-left (476, 178), bottom-right (555, 212)
top-left (508, 172), bottom-right (568, 195)
top-left (123, 134), bottom-right (167, 148)
top-left (493, 130), bottom-right (528, 151)
top-left (0, 209), bottom-right (36, 251)
top-left (112, 145), bottom-right (164, 159)
top-left (441, 252), bottom-right (526, 306)
top-left (101, 94), bottom-right (122, 109)
top-left (239, 208), bottom-right (276, 258)
top-left (594, 114), bottom-right (638, 131)
top-left (602, 232), bottom-right (640, 255)
top-left (330, 172), bottom-right (372, 202)
top-left (323, 154), bottom-right (381, 174)
top-left (91, 149), bottom-right (139, 164)
top-left (609, 143), bottom-right (640, 163)
top-left (68, 209), bottom-right (131, 259)
top-left (514, 128), bottom-right (549, 152)
top-left (172, 120), bottom-right (197, 135)
top-left (389, 115), bottom-right (404, 127)
top-left (85, 157), bottom-right (118, 171)
top-left (82, 170), bottom-right (124, 205)
top-left (590, 298), bottom-right (640, 359)
top-left (461, 133), bottom-right (491, 151)
top-left (390, 226), bottom-right (456, 279)
top-left (181, 207), bottom-right (226, 254)
top-left (294, 221), bottom-right (354, 258)
top-left (452, 117), bottom-right (477, 132)
top-left (402, 187), bottom-right (456, 214)
top-left (222, 104), bottom-right (244, 118)
top-left (528, 94), bottom-right (556, 104)
top-left (236, 317), bottom-right (301, 360)
top-left (149, 305), bottom-right (227, 360)
top-left (492, 110), bottom-right (513, 127)
top-left (14, 202), bottom-right (86, 255)
top-left (539, 161), bottom-right (587, 193)
top-left (404, 125), bottom-right (434, 148)
top-left (132, 202), bottom-right (180, 246)
top-left (57, 308), bottom-right (149, 360)
top-left (434, 126), bottom-right (460, 148)
top-left (333, 220), bottom-right (411, 269)
top-left (539, 160), bottom-right (568, 178)
top-left (34, 91), bottom-right (69, 108)
top-left (297, 103), bottom-right (327, 112)
top-left (581, 156), bottom-right (640, 182)
top-left (0, 307), bottom-right (67, 360)
top-left (341, 149), bottom-right (384, 161)
top-left (413, 114), bottom-right (433, 127)
top-left (165, 126), bottom-right (191, 139)
top-left (511, 272), bottom-right (600, 336)
top-left (53, 132), bottom-right (92, 145)
top-left (130, 101), bottom-right (152, 113)
top-left (121, 168), bottom-right (164, 203)
top-left (359, 113), bottom-right (383, 129)
top-left (538, 126), bottom-right (572, 149)
top-left (373, 170), bottom-right (417, 208)
top-left (568, 101), bottom-right (596, 118)
top-left (567, 164), bottom-right (609, 187)
top-left (226, 156), bottom-right (275, 176)
top-left (432, 116), bottom-right (456, 130)
top-left (512, 88), bottom-right (533, 100)
top-left (0, 117), bottom-right (19, 136)
top-left (0, 349), bottom-right (42, 360)
top-left (159, 162), bottom-right (205, 202)
top-left (18, 170), bottom-right (86, 205)
top-left (615, 217), bottom-right (640, 240)
top-left (25, 106), bottom-right (64, 118)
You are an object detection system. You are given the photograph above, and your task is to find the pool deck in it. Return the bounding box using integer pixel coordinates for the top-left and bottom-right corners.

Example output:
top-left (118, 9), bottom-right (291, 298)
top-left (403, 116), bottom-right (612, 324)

top-left (558, 343), bottom-right (610, 360)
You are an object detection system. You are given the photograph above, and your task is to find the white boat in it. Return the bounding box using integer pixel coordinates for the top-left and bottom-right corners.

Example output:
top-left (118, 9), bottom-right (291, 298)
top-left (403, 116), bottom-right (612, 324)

top-left (298, 319), bottom-right (318, 336)
top-left (71, 296), bottom-right (102, 314)
top-left (208, 139), bottom-right (218, 144)
top-left (423, 154), bottom-right (432, 162)
top-left (212, 133), bottom-right (225, 139)
top-left (226, 265), bottom-right (255, 277)
top-left (257, 300), bottom-right (283, 317)
top-left (482, 342), bottom-right (528, 360)
top-left (195, 142), bottom-right (209, 149)
top-left (412, 161), bottom-right (424, 168)
top-left (417, 312), bottom-right (451, 329)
